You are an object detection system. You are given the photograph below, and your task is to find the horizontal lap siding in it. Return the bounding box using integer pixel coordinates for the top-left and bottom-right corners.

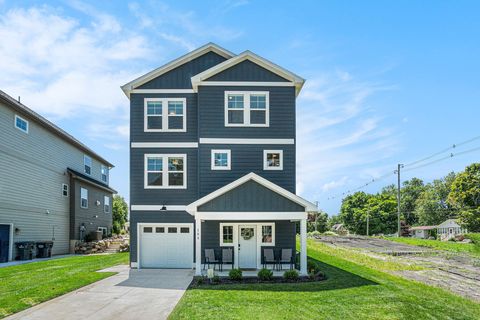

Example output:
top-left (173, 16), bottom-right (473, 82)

top-left (205, 60), bottom-right (290, 82)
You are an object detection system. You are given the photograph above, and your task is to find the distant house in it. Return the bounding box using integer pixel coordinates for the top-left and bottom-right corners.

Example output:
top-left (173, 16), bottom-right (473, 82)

top-left (437, 219), bottom-right (467, 240)
top-left (409, 226), bottom-right (436, 239)
top-left (331, 223), bottom-right (348, 235)
top-left (0, 91), bottom-right (116, 262)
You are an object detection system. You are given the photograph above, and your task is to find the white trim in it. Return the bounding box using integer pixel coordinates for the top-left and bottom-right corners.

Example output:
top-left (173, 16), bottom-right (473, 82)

top-left (264, 150), bottom-right (283, 170)
top-left (199, 138), bottom-right (294, 145)
top-left (131, 142), bottom-right (198, 148)
top-left (144, 98), bottom-right (187, 132)
top-left (0, 223), bottom-right (14, 261)
top-left (122, 43), bottom-right (235, 98)
top-left (131, 205), bottom-right (187, 211)
top-left (144, 154), bottom-right (187, 189)
top-left (300, 218), bottom-right (307, 275)
top-left (131, 89), bottom-right (194, 94)
top-left (83, 155), bottom-right (92, 176)
top-left (131, 262), bottom-right (138, 268)
top-left (62, 183), bottom-right (69, 197)
top-left (200, 81), bottom-right (294, 87)
top-left (196, 212), bottom-right (307, 220)
top-left (195, 218), bottom-right (202, 275)
top-left (219, 223), bottom-right (236, 246)
top-left (14, 114), bottom-right (29, 133)
top-left (211, 149), bottom-right (231, 170)
top-left (191, 50), bottom-right (305, 96)
top-left (224, 91), bottom-right (269, 127)
top-left (259, 223), bottom-right (275, 246)
top-left (186, 172), bottom-right (316, 214)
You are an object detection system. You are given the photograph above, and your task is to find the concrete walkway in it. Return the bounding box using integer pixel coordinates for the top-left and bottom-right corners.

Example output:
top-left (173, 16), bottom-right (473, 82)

top-left (6, 265), bottom-right (193, 320)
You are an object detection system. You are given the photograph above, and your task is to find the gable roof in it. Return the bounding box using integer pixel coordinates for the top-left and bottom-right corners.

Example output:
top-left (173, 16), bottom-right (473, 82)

top-left (186, 172), bottom-right (317, 215)
top-left (121, 43), bottom-right (234, 98)
top-left (191, 50), bottom-right (306, 96)
top-left (437, 219), bottom-right (462, 228)
top-left (0, 90), bottom-right (113, 168)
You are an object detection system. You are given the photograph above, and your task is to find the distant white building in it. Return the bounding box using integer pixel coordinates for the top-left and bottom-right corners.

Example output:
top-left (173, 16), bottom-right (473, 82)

top-left (437, 219), bottom-right (467, 240)
top-left (331, 223), bottom-right (348, 235)
top-left (409, 226), bottom-right (436, 239)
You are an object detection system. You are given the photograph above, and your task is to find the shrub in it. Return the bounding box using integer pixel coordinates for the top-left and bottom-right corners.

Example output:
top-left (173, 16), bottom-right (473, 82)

top-left (307, 259), bottom-right (321, 274)
top-left (257, 268), bottom-right (273, 281)
top-left (307, 231), bottom-right (322, 238)
top-left (465, 233), bottom-right (480, 244)
top-left (229, 268), bottom-right (243, 281)
top-left (322, 231), bottom-right (338, 236)
top-left (210, 275), bottom-right (220, 284)
top-left (283, 269), bottom-right (299, 281)
top-left (196, 276), bottom-right (206, 285)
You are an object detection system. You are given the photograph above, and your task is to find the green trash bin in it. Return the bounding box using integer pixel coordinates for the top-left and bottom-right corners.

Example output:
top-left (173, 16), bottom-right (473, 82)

top-left (15, 241), bottom-right (35, 260)
top-left (36, 241), bottom-right (54, 258)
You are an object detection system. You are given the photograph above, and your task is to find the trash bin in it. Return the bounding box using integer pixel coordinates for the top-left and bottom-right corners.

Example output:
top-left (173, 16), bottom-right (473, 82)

top-left (36, 241), bottom-right (54, 258)
top-left (15, 241), bottom-right (35, 260)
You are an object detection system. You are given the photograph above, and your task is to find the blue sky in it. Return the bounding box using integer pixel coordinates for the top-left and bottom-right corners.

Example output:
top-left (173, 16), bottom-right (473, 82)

top-left (1, 0), bottom-right (479, 215)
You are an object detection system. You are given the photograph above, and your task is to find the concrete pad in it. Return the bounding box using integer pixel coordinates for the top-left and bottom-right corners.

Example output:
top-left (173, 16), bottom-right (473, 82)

top-left (6, 265), bottom-right (193, 320)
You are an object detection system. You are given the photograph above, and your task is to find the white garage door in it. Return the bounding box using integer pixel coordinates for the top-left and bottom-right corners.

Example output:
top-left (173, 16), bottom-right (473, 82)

top-left (139, 224), bottom-right (193, 268)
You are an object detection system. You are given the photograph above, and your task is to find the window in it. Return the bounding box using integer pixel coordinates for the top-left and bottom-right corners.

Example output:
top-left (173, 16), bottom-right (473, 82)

top-left (98, 227), bottom-right (108, 237)
top-left (156, 227), bottom-right (165, 233)
top-left (144, 98), bottom-right (186, 132)
top-left (261, 223), bottom-right (275, 245)
top-left (84, 155), bottom-right (92, 175)
top-left (80, 188), bottom-right (88, 208)
top-left (143, 227), bottom-right (153, 233)
top-left (180, 227), bottom-right (190, 233)
top-left (211, 150), bottom-right (231, 170)
top-left (168, 227), bottom-right (177, 233)
top-left (104, 196), bottom-right (110, 213)
top-left (101, 165), bottom-right (109, 183)
top-left (14, 115), bottom-right (28, 133)
top-left (62, 184), bottom-right (69, 197)
top-left (263, 150), bottom-right (283, 170)
top-left (225, 91), bottom-right (269, 127)
top-left (220, 224), bottom-right (234, 246)
top-left (144, 154), bottom-right (186, 189)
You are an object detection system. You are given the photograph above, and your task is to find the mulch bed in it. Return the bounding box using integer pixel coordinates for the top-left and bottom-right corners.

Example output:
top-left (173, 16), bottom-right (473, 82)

top-left (189, 274), bottom-right (326, 288)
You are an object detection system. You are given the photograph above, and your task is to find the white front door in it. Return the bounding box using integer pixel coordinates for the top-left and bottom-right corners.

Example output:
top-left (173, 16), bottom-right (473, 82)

top-left (238, 225), bottom-right (257, 269)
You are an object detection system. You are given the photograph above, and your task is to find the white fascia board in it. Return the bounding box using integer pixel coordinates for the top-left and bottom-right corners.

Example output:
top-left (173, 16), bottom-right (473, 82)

top-left (130, 89), bottom-right (195, 94)
top-left (196, 212), bottom-right (307, 220)
top-left (121, 43), bottom-right (235, 98)
top-left (199, 81), bottom-right (294, 87)
top-left (131, 205), bottom-right (187, 211)
top-left (131, 142), bottom-right (198, 148)
top-left (186, 172), bottom-right (317, 214)
top-left (199, 138), bottom-right (294, 145)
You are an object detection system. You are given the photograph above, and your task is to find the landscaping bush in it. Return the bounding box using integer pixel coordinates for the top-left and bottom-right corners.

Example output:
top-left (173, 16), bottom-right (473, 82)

top-left (257, 268), bottom-right (273, 281)
top-left (283, 269), bottom-right (299, 281)
top-left (210, 275), bottom-right (220, 285)
top-left (229, 268), bottom-right (243, 281)
top-left (196, 276), bottom-right (206, 285)
top-left (307, 231), bottom-right (322, 238)
top-left (322, 231), bottom-right (338, 236)
top-left (307, 259), bottom-right (321, 274)
top-left (465, 233), bottom-right (480, 244)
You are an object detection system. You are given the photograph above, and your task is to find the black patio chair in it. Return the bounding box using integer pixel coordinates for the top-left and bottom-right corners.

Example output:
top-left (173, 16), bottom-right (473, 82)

top-left (263, 248), bottom-right (277, 270)
top-left (278, 248), bottom-right (294, 270)
top-left (221, 248), bottom-right (233, 271)
top-left (204, 249), bottom-right (220, 270)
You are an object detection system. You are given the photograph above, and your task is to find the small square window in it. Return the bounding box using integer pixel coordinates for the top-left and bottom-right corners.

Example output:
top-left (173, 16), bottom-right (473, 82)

top-left (211, 150), bottom-right (231, 170)
top-left (168, 227), bottom-right (177, 233)
top-left (264, 150), bottom-right (283, 170)
top-left (62, 184), bottom-right (69, 197)
top-left (14, 115), bottom-right (28, 133)
top-left (156, 227), bottom-right (165, 233)
top-left (180, 227), bottom-right (189, 233)
top-left (143, 227), bottom-right (153, 233)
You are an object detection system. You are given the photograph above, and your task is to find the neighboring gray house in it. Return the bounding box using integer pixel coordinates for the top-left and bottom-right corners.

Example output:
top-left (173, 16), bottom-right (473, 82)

top-left (123, 43), bottom-right (315, 275)
top-left (0, 91), bottom-right (116, 262)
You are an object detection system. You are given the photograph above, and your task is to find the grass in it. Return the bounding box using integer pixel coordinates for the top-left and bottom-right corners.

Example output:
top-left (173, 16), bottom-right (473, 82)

top-left (385, 236), bottom-right (480, 257)
top-left (0, 253), bottom-right (128, 318)
top-left (170, 239), bottom-right (480, 320)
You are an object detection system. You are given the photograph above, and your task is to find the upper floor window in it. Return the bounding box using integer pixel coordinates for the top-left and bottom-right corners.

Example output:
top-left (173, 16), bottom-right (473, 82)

top-left (84, 155), bottom-right (92, 175)
top-left (144, 154), bottom-right (186, 189)
top-left (104, 196), bottom-right (110, 213)
top-left (211, 149), bottom-right (231, 170)
top-left (80, 187), bottom-right (88, 208)
top-left (14, 115), bottom-right (29, 133)
top-left (101, 165), bottom-right (109, 183)
top-left (144, 98), bottom-right (186, 132)
top-left (264, 150), bottom-right (283, 170)
top-left (224, 91), bottom-right (269, 127)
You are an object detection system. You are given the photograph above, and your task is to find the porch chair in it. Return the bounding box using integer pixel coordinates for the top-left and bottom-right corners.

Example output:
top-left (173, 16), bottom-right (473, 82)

top-left (263, 248), bottom-right (277, 271)
top-left (204, 249), bottom-right (220, 270)
top-left (279, 248), bottom-right (294, 270)
top-left (221, 248), bottom-right (233, 271)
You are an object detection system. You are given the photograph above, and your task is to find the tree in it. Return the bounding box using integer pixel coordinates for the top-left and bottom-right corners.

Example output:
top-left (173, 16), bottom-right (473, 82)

top-left (447, 163), bottom-right (480, 231)
top-left (399, 178), bottom-right (425, 226)
top-left (112, 195), bottom-right (128, 234)
top-left (307, 211), bottom-right (328, 232)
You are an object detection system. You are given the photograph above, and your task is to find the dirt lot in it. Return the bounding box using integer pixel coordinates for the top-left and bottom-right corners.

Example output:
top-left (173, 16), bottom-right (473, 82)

top-left (315, 235), bottom-right (480, 301)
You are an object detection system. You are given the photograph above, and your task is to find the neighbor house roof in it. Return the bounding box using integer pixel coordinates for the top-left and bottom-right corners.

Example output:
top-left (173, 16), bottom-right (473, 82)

top-left (67, 168), bottom-right (117, 194)
top-left (410, 226), bottom-right (437, 231)
top-left (0, 90), bottom-right (113, 167)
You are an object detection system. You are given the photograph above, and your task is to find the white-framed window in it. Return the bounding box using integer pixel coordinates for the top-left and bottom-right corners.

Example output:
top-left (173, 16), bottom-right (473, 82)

top-left (80, 187), bottom-right (88, 209)
top-left (98, 227), bottom-right (107, 237)
top-left (144, 98), bottom-right (186, 132)
top-left (260, 223), bottom-right (275, 245)
top-left (104, 196), bottom-right (110, 213)
top-left (144, 154), bottom-right (186, 189)
top-left (263, 150), bottom-right (283, 170)
top-left (220, 223), bottom-right (234, 246)
top-left (14, 115), bottom-right (29, 133)
top-left (101, 165), bottom-right (109, 183)
top-left (224, 91), bottom-right (269, 127)
top-left (62, 184), bottom-right (69, 197)
top-left (84, 155), bottom-right (92, 175)
top-left (211, 149), bottom-right (231, 170)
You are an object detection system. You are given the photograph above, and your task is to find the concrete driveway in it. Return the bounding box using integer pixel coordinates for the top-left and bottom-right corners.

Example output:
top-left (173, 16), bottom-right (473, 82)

top-left (6, 265), bottom-right (193, 320)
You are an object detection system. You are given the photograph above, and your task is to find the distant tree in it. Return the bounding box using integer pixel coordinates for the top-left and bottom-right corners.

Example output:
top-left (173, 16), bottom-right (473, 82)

top-left (112, 195), bottom-right (128, 234)
top-left (307, 210), bottom-right (328, 233)
top-left (328, 215), bottom-right (342, 229)
top-left (339, 192), bottom-right (372, 234)
top-left (448, 164), bottom-right (480, 231)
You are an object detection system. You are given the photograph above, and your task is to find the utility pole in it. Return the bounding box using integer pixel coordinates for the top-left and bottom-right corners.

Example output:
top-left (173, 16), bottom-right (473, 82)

top-left (366, 211), bottom-right (369, 236)
top-left (314, 201), bottom-right (319, 232)
top-left (394, 164), bottom-right (404, 237)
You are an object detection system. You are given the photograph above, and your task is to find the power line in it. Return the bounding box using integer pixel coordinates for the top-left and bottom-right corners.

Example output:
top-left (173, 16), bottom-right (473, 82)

top-left (403, 145), bottom-right (480, 172)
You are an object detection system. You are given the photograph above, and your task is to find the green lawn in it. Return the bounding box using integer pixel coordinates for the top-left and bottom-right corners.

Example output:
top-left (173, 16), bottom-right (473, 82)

top-left (0, 253), bottom-right (128, 318)
top-left (170, 240), bottom-right (480, 320)
top-left (385, 236), bottom-right (480, 257)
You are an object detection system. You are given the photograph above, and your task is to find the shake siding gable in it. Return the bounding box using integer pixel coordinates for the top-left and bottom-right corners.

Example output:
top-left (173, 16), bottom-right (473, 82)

top-left (205, 59), bottom-right (290, 82)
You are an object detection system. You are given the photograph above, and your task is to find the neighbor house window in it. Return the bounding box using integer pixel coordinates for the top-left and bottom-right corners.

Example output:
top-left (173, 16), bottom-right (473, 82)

top-left (101, 165), bottom-right (109, 183)
top-left (62, 184), bottom-right (69, 197)
top-left (144, 154), bottom-right (186, 189)
top-left (14, 115), bottom-right (28, 133)
top-left (104, 196), bottom-right (110, 213)
top-left (98, 227), bottom-right (107, 237)
top-left (263, 150), bottom-right (283, 170)
top-left (80, 188), bottom-right (88, 208)
top-left (261, 223), bottom-right (275, 245)
top-left (211, 149), bottom-right (231, 170)
top-left (225, 91), bottom-right (269, 127)
top-left (84, 155), bottom-right (92, 175)
top-left (220, 224), bottom-right (234, 246)
top-left (144, 98), bottom-right (186, 132)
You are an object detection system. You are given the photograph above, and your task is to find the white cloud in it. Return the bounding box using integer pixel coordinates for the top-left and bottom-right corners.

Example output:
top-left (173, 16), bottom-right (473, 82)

top-left (322, 176), bottom-right (348, 192)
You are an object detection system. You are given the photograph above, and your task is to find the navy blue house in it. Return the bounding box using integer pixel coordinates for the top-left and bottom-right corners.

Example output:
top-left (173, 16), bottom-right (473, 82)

top-left (122, 43), bottom-right (315, 275)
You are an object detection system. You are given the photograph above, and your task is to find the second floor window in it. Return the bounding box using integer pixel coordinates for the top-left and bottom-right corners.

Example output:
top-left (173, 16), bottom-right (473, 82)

top-left (101, 165), bottom-right (109, 183)
top-left (84, 155), bottom-right (92, 175)
top-left (225, 91), bottom-right (269, 127)
top-left (80, 187), bottom-right (88, 208)
top-left (211, 150), bottom-right (231, 170)
top-left (264, 150), bottom-right (283, 170)
top-left (15, 115), bottom-right (29, 133)
top-left (144, 98), bottom-right (186, 132)
top-left (144, 154), bottom-right (186, 189)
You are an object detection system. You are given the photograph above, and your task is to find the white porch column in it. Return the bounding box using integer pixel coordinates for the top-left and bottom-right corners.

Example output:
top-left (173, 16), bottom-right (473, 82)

top-left (300, 218), bottom-right (307, 275)
top-left (195, 217), bottom-right (202, 275)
